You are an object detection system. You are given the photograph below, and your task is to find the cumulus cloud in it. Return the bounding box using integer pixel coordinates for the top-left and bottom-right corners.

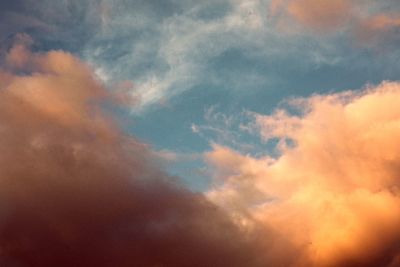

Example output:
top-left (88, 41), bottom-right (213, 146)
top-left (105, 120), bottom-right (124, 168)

top-left (206, 82), bottom-right (400, 266)
top-left (0, 39), bottom-right (277, 267)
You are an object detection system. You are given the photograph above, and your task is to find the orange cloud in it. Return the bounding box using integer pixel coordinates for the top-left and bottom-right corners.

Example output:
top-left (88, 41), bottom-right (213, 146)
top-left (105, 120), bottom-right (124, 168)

top-left (270, 0), bottom-right (354, 32)
top-left (363, 14), bottom-right (400, 30)
top-left (206, 82), bottom-right (400, 266)
top-left (0, 39), bottom-right (273, 267)
top-left (269, 0), bottom-right (400, 45)
top-left (5, 33), bottom-right (33, 69)
top-left (355, 13), bottom-right (400, 45)
top-left (288, 0), bottom-right (352, 31)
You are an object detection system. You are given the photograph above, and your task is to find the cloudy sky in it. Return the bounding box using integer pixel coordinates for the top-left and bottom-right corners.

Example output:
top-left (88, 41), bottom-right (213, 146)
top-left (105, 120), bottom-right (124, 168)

top-left (1, 0), bottom-right (400, 266)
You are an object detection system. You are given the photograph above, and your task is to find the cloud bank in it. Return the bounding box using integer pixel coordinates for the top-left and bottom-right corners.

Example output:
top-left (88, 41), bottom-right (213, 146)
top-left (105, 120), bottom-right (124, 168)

top-left (207, 82), bottom-right (400, 266)
top-left (0, 38), bottom-right (275, 267)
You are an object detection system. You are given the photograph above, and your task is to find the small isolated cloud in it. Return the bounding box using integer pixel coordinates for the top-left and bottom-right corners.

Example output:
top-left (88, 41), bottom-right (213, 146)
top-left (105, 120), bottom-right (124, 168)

top-left (206, 81), bottom-right (400, 266)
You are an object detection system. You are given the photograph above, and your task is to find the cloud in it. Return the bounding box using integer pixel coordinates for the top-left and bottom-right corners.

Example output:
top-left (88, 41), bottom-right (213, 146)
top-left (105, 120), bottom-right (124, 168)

top-left (206, 81), bottom-right (400, 266)
top-left (355, 13), bottom-right (400, 46)
top-left (269, 0), bottom-right (400, 44)
top-left (79, 0), bottom-right (400, 114)
top-left (81, 0), bottom-right (269, 112)
top-left (2, 0), bottom-right (400, 118)
top-left (0, 40), bottom-right (276, 267)
top-left (270, 0), bottom-right (354, 32)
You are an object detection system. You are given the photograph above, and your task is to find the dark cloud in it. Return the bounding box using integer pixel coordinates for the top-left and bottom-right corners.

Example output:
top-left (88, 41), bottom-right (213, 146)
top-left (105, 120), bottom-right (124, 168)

top-left (0, 42), bottom-right (280, 267)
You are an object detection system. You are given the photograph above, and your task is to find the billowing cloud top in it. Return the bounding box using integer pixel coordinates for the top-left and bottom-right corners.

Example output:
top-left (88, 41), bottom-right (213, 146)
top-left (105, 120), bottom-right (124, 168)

top-left (207, 82), bottom-right (400, 266)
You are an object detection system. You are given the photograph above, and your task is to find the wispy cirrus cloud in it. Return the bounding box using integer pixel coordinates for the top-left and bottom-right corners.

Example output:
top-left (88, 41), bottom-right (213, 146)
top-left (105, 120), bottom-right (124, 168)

top-left (83, 0), bottom-right (268, 111)
top-left (2, 0), bottom-right (400, 115)
top-left (81, 0), bottom-right (400, 113)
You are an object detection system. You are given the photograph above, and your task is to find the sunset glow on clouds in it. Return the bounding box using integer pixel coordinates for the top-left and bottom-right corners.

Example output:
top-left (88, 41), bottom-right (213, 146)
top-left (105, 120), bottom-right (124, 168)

top-left (1, 0), bottom-right (400, 266)
top-left (0, 41), bottom-right (270, 267)
top-left (207, 82), bottom-right (400, 266)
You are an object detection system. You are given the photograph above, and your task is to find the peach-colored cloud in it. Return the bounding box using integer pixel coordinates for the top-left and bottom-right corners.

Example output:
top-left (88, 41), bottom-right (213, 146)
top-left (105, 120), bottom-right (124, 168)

top-left (5, 33), bottom-right (33, 69)
top-left (270, 0), bottom-right (354, 32)
top-left (355, 13), bottom-right (400, 45)
top-left (363, 14), bottom-right (400, 31)
top-left (206, 82), bottom-right (400, 266)
top-left (269, 0), bottom-right (400, 45)
top-left (0, 39), bottom-right (275, 267)
top-left (288, 0), bottom-right (352, 31)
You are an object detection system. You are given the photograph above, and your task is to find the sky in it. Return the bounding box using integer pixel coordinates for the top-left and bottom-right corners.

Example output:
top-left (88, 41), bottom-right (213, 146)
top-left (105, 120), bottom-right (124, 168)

top-left (1, 0), bottom-right (400, 266)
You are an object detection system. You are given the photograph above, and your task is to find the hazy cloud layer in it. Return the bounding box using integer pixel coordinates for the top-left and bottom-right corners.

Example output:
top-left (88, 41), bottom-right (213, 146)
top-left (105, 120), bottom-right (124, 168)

top-left (207, 82), bottom-right (400, 266)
